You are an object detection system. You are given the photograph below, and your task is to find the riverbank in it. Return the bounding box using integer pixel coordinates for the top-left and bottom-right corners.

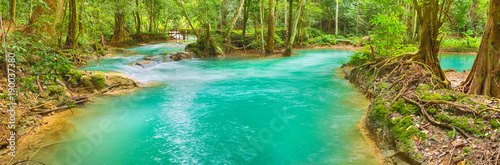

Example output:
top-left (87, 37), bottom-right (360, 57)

top-left (0, 70), bottom-right (141, 164)
top-left (342, 56), bottom-right (500, 164)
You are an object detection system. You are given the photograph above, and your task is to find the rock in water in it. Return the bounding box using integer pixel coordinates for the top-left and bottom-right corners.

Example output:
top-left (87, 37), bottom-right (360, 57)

top-left (170, 52), bottom-right (195, 61)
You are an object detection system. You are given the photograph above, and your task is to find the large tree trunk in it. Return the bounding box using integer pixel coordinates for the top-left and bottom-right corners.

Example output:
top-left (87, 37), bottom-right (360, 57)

top-left (260, 0), bottom-right (265, 53)
top-left (110, 13), bottom-right (130, 45)
top-left (24, 0), bottom-right (65, 37)
top-left (135, 0), bottom-right (141, 34)
top-left (178, 0), bottom-right (200, 38)
top-left (224, 0), bottom-right (245, 52)
top-left (65, 0), bottom-right (77, 47)
top-left (264, 0), bottom-right (275, 56)
top-left (411, 0), bottom-right (453, 86)
top-left (461, 0), bottom-right (500, 97)
top-left (10, 0), bottom-right (16, 25)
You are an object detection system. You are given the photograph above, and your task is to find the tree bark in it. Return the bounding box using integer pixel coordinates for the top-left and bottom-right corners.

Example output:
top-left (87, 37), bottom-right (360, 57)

top-left (110, 13), bottom-right (130, 45)
top-left (283, 0), bottom-right (305, 57)
top-left (284, 0), bottom-right (293, 56)
top-left (461, 0), bottom-right (500, 97)
top-left (135, 0), bottom-right (141, 34)
top-left (284, 0), bottom-right (288, 32)
top-left (24, 0), bottom-right (64, 36)
top-left (149, 2), bottom-right (153, 33)
top-left (65, 0), bottom-right (77, 47)
top-left (264, 0), bottom-right (275, 56)
top-left (10, 0), bottom-right (16, 25)
top-left (335, 0), bottom-right (338, 38)
top-left (224, 0), bottom-right (245, 52)
top-left (242, 0), bottom-right (249, 36)
top-left (78, 0), bottom-right (83, 36)
top-left (412, 0), bottom-right (453, 85)
top-left (260, 0), bottom-right (265, 53)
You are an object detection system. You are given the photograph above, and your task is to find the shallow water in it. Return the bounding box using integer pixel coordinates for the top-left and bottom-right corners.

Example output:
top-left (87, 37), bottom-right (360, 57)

top-left (42, 43), bottom-right (379, 164)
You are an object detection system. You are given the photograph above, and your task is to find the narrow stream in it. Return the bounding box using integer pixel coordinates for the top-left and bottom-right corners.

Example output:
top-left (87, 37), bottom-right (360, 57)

top-left (42, 43), bottom-right (382, 164)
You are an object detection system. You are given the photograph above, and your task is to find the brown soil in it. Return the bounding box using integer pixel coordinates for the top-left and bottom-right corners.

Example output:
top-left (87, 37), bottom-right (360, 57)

top-left (445, 70), bottom-right (469, 89)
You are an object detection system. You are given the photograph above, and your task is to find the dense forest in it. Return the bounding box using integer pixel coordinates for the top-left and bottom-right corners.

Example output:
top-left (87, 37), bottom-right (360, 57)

top-left (1, 0), bottom-right (500, 164)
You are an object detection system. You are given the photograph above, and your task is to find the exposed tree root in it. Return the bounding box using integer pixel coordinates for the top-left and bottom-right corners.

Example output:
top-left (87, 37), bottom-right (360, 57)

top-left (403, 95), bottom-right (471, 139)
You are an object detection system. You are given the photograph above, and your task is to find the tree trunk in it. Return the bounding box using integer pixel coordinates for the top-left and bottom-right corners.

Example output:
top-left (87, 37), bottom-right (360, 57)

top-left (110, 13), bottom-right (130, 45)
top-left (10, 0), bottom-right (16, 25)
top-left (24, 0), bottom-right (64, 37)
top-left (328, 4), bottom-right (332, 34)
top-left (178, 0), bottom-right (200, 38)
top-left (283, 0), bottom-right (305, 57)
top-left (224, 0), bottom-right (245, 52)
top-left (135, 0), bottom-right (141, 34)
top-left (260, 0), bottom-right (265, 53)
top-left (264, 0), bottom-right (275, 56)
top-left (335, 0), bottom-right (338, 38)
top-left (242, 0), bottom-right (249, 36)
top-left (461, 0), bottom-right (500, 97)
top-left (412, 0), bottom-right (453, 85)
top-left (284, 0), bottom-right (288, 32)
top-left (78, 0), bottom-right (83, 36)
top-left (65, 0), bottom-right (77, 47)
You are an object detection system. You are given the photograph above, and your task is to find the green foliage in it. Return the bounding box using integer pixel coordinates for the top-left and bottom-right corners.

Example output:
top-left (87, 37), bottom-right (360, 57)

top-left (306, 34), bottom-right (338, 46)
top-left (440, 37), bottom-right (481, 52)
top-left (368, 13), bottom-right (410, 56)
top-left (304, 27), bottom-right (326, 39)
top-left (0, 32), bottom-right (73, 94)
top-left (345, 48), bottom-right (370, 65)
top-left (490, 119), bottom-right (500, 128)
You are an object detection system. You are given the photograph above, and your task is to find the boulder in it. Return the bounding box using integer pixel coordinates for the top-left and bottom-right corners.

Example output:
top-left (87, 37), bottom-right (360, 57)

top-left (170, 52), bottom-right (195, 61)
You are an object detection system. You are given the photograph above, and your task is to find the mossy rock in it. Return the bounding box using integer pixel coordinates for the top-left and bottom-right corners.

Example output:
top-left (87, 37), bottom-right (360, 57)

top-left (391, 98), bottom-right (419, 115)
top-left (186, 43), bottom-right (202, 58)
top-left (74, 71), bottom-right (110, 92)
top-left (81, 75), bottom-right (93, 88)
top-left (66, 70), bottom-right (84, 85)
top-left (90, 71), bottom-right (107, 90)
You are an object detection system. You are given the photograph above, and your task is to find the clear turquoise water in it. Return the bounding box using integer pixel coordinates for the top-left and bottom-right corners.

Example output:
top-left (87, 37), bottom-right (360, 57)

top-left (43, 44), bottom-right (379, 164)
top-left (439, 54), bottom-right (476, 72)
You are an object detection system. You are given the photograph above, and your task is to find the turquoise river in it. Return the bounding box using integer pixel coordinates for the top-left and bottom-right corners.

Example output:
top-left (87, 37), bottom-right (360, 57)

top-left (40, 42), bottom-right (475, 165)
